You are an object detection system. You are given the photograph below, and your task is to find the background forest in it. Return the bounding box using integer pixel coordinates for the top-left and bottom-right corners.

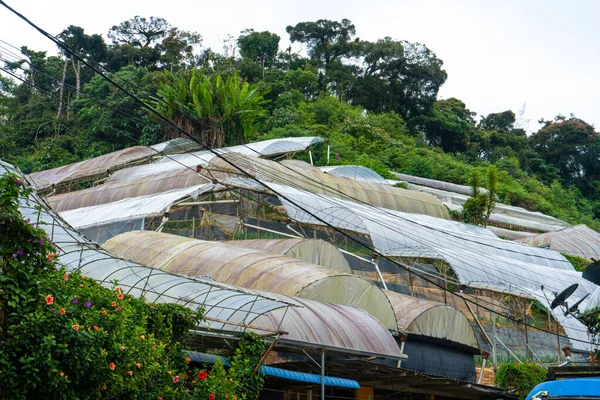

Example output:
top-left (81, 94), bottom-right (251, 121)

top-left (0, 17), bottom-right (599, 229)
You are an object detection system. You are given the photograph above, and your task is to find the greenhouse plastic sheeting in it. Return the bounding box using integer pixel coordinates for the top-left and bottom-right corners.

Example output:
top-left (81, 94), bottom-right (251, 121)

top-left (384, 290), bottom-right (478, 348)
top-left (107, 137), bottom-right (324, 182)
top-left (391, 172), bottom-right (492, 197)
top-left (59, 184), bottom-right (212, 230)
top-left (49, 169), bottom-right (212, 212)
top-left (210, 153), bottom-right (450, 219)
top-left (403, 181), bottom-right (571, 232)
top-left (1, 160), bottom-right (291, 333)
top-left (256, 182), bottom-right (597, 350)
top-left (250, 292), bottom-right (403, 357)
top-left (516, 225), bottom-right (600, 261)
top-left (524, 287), bottom-right (594, 352)
top-left (319, 165), bottom-right (389, 185)
top-left (222, 238), bottom-right (351, 272)
top-left (257, 182), bottom-right (598, 295)
top-left (150, 138), bottom-right (202, 155)
top-left (27, 146), bottom-right (156, 191)
top-left (103, 231), bottom-right (398, 330)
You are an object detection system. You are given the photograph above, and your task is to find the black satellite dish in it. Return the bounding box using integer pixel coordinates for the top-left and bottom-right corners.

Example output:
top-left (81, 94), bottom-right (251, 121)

top-left (550, 283), bottom-right (578, 310)
top-left (582, 259), bottom-right (600, 285)
top-left (569, 293), bottom-right (590, 315)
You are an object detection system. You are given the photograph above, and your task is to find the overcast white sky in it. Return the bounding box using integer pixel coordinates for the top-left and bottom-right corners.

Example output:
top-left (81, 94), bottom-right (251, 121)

top-left (1, 0), bottom-right (598, 132)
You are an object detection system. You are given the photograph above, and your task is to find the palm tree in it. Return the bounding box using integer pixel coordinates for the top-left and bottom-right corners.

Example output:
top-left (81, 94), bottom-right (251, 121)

top-left (150, 70), bottom-right (266, 147)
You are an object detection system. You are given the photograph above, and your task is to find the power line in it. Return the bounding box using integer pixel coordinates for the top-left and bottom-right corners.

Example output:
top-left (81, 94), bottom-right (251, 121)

top-left (0, 0), bottom-right (593, 346)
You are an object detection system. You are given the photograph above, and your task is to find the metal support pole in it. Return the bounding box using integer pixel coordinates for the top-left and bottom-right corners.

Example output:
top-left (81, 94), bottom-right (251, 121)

top-left (492, 297), bottom-right (497, 371)
top-left (397, 340), bottom-right (406, 368)
top-left (327, 144), bottom-right (330, 165)
top-left (321, 349), bottom-right (325, 400)
top-left (478, 358), bottom-right (487, 384)
top-left (309, 150), bottom-right (314, 166)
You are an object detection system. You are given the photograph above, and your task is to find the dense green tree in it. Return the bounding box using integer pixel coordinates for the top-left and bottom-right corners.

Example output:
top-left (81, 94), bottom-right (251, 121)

top-left (352, 39), bottom-right (447, 118)
top-left (531, 116), bottom-right (600, 193)
top-left (237, 30), bottom-right (280, 78)
top-left (410, 98), bottom-right (475, 153)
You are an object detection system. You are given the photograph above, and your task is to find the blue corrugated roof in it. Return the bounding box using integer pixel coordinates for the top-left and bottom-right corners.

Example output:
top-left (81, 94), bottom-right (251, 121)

top-left (189, 352), bottom-right (360, 389)
top-left (526, 378), bottom-right (600, 399)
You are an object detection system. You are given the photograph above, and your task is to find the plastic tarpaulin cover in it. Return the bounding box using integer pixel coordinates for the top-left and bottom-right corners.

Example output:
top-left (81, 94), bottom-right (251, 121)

top-left (107, 137), bottom-right (323, 182)
top-left (103, 231), bottom-right (398, 330)
top-left (210, 153), bottom-right (450, 219)
top-left (516, 225), bottom-right (600, 261)
top-left (27, 146), bottom-right (156, 190)
top-left (1, 160), bottom-right (290, 333)
top-left (320, 165), bottom-right (389, 185)
top-left (222, 238), bottom-right (351, 272)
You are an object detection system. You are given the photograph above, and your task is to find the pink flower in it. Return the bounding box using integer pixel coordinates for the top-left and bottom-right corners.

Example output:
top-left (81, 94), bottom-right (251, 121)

top-left (173, 375), bottom-right (180, 383)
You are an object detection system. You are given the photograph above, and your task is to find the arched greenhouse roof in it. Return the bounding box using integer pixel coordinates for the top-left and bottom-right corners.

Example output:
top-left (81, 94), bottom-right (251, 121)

top-left (103, 231), bottom-right (397, 330)
top-left (209, 153), bottom-right (450, 219)
top-left (251, 293), bottom-right (403, 357)
top-left (260, 182), bottom-right (597, 351)
top-left (27, 146), bottom-right (157, 192)
top-left (222, 238), bottom-right (351, 272)
top-left (384, 290), bottom-right (478, 348)
top-left (320, 165), bottom-right (389, 185)
top-left (106, 137), bottom-right (323, 183)
top-left (49, 169), bottom-right (210, 212)
top-left (516, 225), bottom-right (600, 261)
top-left (1, 160), bottom-right (292, 334)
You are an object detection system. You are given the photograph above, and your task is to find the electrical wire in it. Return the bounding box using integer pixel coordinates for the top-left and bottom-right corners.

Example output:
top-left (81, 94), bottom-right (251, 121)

top-left (0, 0), bottom-right (593, 346)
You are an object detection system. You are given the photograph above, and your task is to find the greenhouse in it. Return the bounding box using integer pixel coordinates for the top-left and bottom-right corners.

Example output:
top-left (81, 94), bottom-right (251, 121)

top-left (319, 165), bottom-right (390, 185)
top-left (103, 230), bottom-right (480, 349)
top-left (209, 152), bottom-right (450, 219)
top-left (59, 185), bottom-right (214, 243)
top-left (221, 238), bottom-right (352, 272)
top-left (27, 146), bottom-right (157, 192)
top-left (106, 136), bottom-right (323, 182)
top-left (49, 168), bottom-right (212, 211)
top-left (516, 225), bottom-right (600, 260)
top-left (103, 230), bottom-right (397, 329)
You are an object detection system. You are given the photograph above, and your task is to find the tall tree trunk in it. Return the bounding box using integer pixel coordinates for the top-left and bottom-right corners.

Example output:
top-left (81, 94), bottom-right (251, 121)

top-left (57, 59), bottom-right (68, 119)
top-left (261, 55), bottom-right (265, 78)
top-left (70, 56), bottom-right (81, 99)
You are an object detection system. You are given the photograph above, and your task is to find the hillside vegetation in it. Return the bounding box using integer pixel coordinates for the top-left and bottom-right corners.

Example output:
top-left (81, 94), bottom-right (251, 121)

top-left (0, 17), bottom-right (598, 229)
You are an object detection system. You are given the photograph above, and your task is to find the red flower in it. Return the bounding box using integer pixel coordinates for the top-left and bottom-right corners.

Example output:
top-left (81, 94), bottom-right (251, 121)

top-left (111, 301), bottom-right (117, 307)
top-left (46, 253), bottom-right (56, 261)
top-left (63, 273), bottom-right (69, 281)
top-left (173, 375), bottom-right (180, 383)
top-left (72, 324), bottom-right (79, 331)
top-left (60, 308), bottom-right (66, 315)
top-left (128, 370), bottom-right (133, 376)
top-left (101, 311), bottom-right (107, 316)
top-left (45, 295), bottom-right (54, 305)
top-left (185, 357), bottom-right (191, 364)
top-left (158, 398), bottom-right (163, 400)
top-left (209, 394), bottom-right (215, 400)
top-left (198, 371), bottom-right (208, 381)
top-left (117, 293), bottom-right (124, 300)
top-left (109, 362), bottom-right (115, 370)
top-left (93, 325), bottom-right (99, 331)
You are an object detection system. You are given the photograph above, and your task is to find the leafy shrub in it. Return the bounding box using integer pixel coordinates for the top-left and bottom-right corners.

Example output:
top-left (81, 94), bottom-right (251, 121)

top-left (494, 362), bottom-right (546, 399)
top-left (0, 173), bottom-right (266, 400)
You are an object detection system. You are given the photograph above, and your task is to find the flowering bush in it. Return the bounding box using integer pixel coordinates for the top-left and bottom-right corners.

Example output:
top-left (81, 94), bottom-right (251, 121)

top-left (0, 173), bottom-right (266, 400)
